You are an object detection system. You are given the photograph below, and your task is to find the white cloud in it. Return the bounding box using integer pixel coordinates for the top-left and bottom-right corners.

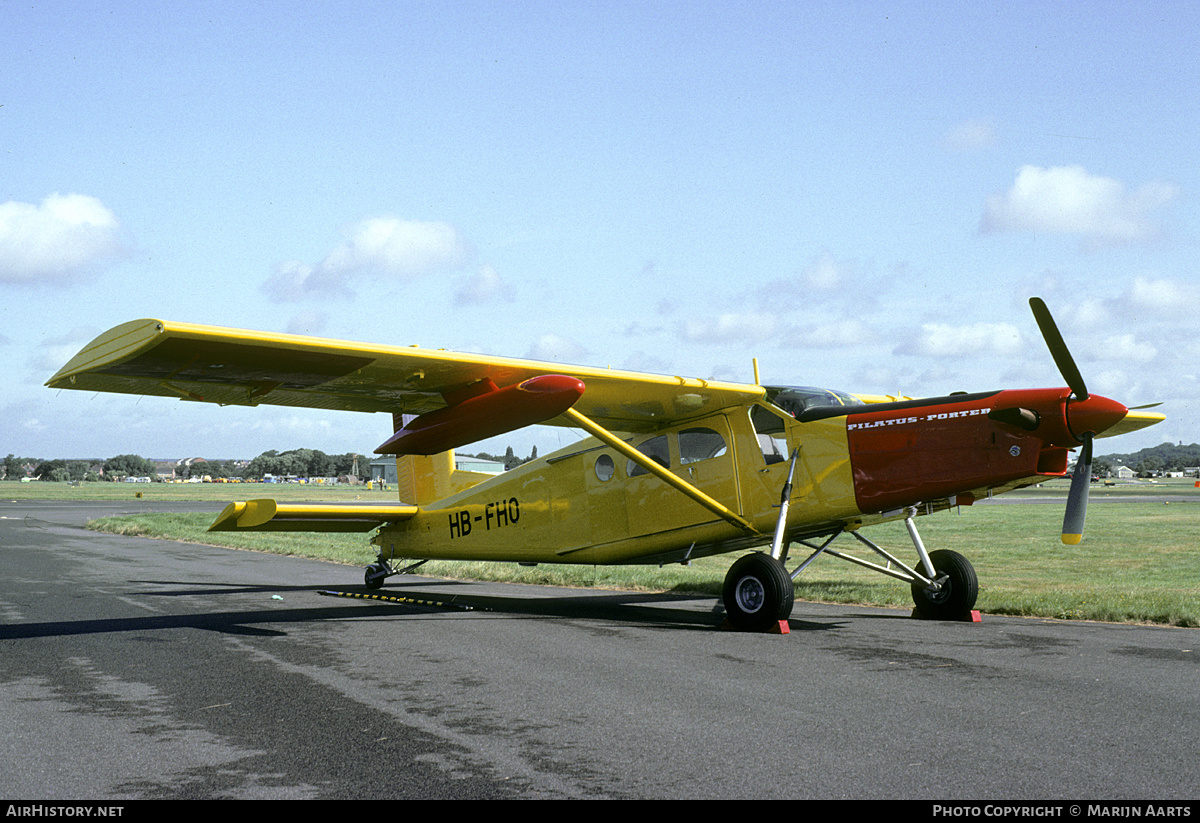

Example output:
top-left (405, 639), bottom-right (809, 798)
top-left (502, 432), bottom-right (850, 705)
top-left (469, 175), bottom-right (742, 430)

top-left (320, 217), bottom-right (466, 277)
top-left (621, 319), bottom-right (665, 337)
top-left (682, 312), bottom-right (777, 343)
top-left (30, 328), bottom-right (100, 373)
top-left (247, 414), bottom-right (335, 437)
top-left (0, 194), bottom-right (125, 283)
top-left (285, 310), bottom-right (329, 336)
top-left (787, 318), bottom-right (873, 348)
top-left (801, 251), bottom-right (846, 291)
top-left (1068, 297), bottom-right (1111, 329)
top-left (1126, 276), bottom-right (1200, 316)
top-left (619, 350), bottom-right (673, 375)
top-left (1098, 333), bottom-right (1157, 363)
top-left (526, 333), bottom-right (588, 363)
top-left (755, 253), bottom-right (866, 313)
top-left (455, 264), bottom-right (513, 306)
top-left (945, 118), bottom-right (998, 151)
top-left (1091, 370), bottom-right (1130, 397)
top-left (981, 165), bottom-right (1177, 244)
top-left (264, 217), bottom-right (467, 302)
top-left (895, 322), bottom-right (1022, 358)
top-left (263, 259), bottom-right (330, 302)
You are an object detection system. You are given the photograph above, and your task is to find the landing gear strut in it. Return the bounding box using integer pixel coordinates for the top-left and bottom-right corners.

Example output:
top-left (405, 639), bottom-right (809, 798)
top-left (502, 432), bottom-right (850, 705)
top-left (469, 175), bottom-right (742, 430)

top-left (364, 563), bottom-right (388, 589)
top-left (721, 450), bottom-right (799, 631)
top-left (772, 509), bottom-right (979, 623)
top-left (363, 557), bottom-right (429, 590)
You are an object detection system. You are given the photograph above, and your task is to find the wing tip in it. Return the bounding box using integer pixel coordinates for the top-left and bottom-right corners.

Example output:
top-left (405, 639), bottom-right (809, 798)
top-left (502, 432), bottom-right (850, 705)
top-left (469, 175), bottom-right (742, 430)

top-left (46, 318), bottom-right (167, 387)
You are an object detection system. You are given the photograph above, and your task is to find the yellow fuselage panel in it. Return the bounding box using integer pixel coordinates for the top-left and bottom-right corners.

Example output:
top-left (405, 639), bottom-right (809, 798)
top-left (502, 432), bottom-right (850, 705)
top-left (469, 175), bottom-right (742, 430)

top-left (373, 408), bottom-right (861, 565)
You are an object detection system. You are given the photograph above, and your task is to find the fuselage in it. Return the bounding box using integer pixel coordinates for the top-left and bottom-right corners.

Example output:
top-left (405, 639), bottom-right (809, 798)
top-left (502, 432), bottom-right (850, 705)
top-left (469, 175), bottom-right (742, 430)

top-left (372, 385), bottom-right (1126, 567)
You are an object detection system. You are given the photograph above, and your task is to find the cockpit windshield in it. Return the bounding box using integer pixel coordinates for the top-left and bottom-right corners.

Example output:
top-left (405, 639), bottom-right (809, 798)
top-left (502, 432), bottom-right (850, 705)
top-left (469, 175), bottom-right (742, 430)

top-left (763, 385), bottom-right (865, 419)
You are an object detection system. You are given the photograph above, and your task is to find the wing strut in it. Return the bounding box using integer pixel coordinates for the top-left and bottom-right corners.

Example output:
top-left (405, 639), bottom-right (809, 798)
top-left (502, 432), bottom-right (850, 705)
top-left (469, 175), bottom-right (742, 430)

top-left (561, 407), bottom-right (760, 536)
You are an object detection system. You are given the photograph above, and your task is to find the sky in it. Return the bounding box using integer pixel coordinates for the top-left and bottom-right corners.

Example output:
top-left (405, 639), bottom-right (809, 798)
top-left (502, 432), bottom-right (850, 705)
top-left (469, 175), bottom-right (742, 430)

top-left (3, 0), bottom-right (1197, 462)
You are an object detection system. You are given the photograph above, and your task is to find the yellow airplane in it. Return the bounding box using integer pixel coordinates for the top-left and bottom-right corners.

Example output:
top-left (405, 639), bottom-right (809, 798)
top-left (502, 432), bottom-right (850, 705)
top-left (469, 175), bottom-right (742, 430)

top-left (47, 298), bottom-right (1163, 631)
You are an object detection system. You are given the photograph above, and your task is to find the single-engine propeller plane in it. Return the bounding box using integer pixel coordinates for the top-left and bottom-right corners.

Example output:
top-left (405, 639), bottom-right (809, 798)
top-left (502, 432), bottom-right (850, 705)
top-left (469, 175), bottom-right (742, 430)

top-left (48, 298), bottom-right (1164, 630)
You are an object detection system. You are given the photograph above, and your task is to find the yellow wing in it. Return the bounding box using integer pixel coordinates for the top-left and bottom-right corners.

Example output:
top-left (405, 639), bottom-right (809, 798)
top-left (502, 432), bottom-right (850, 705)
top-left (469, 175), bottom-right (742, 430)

top-left (47, 319), bottom-right (764, 433)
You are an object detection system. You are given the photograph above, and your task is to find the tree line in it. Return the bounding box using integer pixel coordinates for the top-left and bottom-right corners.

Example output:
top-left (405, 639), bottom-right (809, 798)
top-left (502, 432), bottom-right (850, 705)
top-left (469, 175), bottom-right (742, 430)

top-left (4, 450), bottom-right (373, 482)
top-left (5, 443), bottom-right (543, 482)
top-left (469, 445), bottom-right (539, 470)
top-left (1096, 442), bottom-right (1200, 477)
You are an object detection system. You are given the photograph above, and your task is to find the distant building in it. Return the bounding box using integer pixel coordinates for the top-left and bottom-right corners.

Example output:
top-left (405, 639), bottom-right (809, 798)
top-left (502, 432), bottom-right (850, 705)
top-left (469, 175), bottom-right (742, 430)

top-left (454, 455), bottom-right (506, 475)
top-left (369, 454), bottom-right (505, 487)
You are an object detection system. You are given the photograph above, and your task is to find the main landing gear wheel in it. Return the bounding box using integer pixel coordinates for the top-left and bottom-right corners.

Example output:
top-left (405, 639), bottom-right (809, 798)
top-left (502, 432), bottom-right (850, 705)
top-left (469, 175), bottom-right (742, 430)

top-left (723, 552), bottom-right (795, 631)
top-left (911, 549), bottom-right (978, 620)
top-left (364, 563), bottom-right (387, 590)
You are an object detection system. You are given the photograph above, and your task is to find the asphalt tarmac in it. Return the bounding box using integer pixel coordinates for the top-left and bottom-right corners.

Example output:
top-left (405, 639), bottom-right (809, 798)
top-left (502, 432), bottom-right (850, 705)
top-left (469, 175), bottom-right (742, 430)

top-left (2, 500), bottom-right (1197, 800)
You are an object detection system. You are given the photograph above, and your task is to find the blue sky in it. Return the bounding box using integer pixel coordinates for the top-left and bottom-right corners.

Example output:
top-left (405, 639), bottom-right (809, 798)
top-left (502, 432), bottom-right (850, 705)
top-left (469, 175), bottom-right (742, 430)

top-left (3, 1), bottom-right (1196, 461)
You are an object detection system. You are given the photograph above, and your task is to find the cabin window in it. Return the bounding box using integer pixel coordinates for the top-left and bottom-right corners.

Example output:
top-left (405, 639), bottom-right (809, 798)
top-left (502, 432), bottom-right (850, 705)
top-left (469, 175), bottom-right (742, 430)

top-left (679, 427), bottom-right (727, 464)
top-left (627, 435), bottom-right (670, 477)
top-left (594, 454), bottom-right (615, 481)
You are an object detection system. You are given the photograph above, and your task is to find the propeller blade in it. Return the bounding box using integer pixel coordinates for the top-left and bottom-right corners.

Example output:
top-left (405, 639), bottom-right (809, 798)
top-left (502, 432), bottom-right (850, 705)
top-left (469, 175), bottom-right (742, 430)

top-left (1029, 297), bottom-right (1089, 401)
top-left (1128, 402), bottom-right (1163, 410)
top-left (1062, 432), bottom-right (1093, 544)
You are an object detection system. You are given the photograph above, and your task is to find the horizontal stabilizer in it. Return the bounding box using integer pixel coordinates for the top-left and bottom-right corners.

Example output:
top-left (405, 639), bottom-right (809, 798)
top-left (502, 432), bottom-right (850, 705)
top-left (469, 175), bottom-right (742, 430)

top-left (209, 499), bottom-right (418, 532)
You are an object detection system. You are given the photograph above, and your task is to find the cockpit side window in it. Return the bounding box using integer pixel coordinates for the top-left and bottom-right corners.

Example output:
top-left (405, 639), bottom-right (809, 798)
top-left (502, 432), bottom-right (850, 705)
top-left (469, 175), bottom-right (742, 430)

top-left (749, 405), bottom-right (789, 465)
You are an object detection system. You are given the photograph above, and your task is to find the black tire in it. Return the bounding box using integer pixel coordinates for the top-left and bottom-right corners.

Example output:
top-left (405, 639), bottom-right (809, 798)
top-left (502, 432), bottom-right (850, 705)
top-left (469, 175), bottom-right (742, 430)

top-left (722, 552), bottom-right (795, 631)
top-left (911, 550), bottom-right (978, 620)
top-left (364, 563), bottom-right (386, 590)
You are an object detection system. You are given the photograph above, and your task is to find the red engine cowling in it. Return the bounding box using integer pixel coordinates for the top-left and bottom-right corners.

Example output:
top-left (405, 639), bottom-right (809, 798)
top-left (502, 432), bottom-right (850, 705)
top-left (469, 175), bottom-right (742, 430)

top-left (846, 387), bottom-right (1128, 513)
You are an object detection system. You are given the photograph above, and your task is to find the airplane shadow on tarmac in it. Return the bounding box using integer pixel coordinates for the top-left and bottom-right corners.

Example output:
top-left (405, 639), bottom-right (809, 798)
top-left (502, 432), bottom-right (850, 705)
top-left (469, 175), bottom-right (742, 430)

top-left (0, 578), bottom-right (848, 640)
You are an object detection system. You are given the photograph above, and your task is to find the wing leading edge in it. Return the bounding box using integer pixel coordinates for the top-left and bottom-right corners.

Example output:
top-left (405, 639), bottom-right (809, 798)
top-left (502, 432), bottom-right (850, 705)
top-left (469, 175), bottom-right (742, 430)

top-left (47, 319), bottom-right (764, 433)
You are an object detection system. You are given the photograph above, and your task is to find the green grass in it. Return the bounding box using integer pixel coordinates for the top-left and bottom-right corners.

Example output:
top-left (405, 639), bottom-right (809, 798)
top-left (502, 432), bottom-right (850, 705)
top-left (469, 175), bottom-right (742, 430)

top-left (852, 500), bottom-right (1200, 626)
top-left (1008, 475), bottom-right (1200, 499)
top-left (0, 480), bottom-right (394, 502)
top-left (13, 480), bottom-right (1199, 627)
